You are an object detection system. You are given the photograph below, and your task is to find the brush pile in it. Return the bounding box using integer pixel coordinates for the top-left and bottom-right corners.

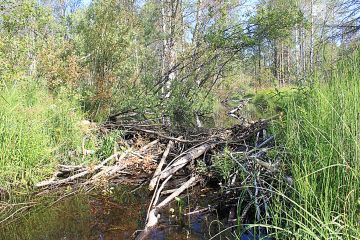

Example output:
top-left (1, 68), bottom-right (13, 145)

top-left (36, 115), bottom-right (285, 238)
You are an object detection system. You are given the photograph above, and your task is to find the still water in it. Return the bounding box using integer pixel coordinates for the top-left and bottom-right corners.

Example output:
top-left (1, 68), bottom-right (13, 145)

top-left (0, 186), bottom-right (271, 240)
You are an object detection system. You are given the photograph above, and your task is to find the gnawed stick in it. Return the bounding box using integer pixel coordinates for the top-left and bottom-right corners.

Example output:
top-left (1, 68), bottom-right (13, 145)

top-left (184, 206), bottom-right (212, 216)
top-left (139, 139), bottom-right (159, 152)
top-left (146, 175), bottom-right (172, 222)
top-left (160, 180), bottom-right (198, 195)
top-left (149, 140), bottom-right (174, 191)
top-left (130, 127), bottom-right (201, 143)
top-left (157, 176), bottom-right (197, 208)
top-left (84, 150), bottom-right (131, 185)
top-left (58, 164), bottom-right (86, 173)
top-left (157, 143), bottom-right (214, 182)
top-left (36, 152), bottom-right (122, 188)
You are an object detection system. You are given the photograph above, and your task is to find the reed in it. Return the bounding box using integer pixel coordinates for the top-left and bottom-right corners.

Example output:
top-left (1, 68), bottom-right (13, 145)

top-left (268, 52), bottom-right (360, 239)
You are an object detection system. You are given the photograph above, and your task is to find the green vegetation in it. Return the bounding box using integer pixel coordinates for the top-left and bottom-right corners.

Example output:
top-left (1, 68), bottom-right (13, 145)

top-left (0, 0), bottom-right (359, 239)
top-left (213, 147), bottom-right (236, 183)
top-left (0, 82), bottom-right (84, 192)
top-left (269, 53), bottom-right (360, 239)
top-left (251, 88), bottom-right (303, 116)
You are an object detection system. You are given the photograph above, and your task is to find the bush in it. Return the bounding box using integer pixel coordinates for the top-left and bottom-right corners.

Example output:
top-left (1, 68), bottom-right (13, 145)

top-left (252, 87), bottom-right (307, 117)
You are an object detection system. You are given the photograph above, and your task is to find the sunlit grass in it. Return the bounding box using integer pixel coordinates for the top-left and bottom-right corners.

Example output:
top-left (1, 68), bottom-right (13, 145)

top-left (0, 82), bottom-right (84, 194)
top-left (269, 52), bottom-right (360, 239)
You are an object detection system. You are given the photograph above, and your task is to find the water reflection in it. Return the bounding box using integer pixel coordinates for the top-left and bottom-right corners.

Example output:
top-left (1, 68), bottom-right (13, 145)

top-left (0, 187), bottom-right (271, 240)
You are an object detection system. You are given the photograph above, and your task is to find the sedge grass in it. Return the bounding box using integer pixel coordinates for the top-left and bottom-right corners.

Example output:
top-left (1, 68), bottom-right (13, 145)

top-left (268, 52), bottom-right (360, 239)
top-left (0, 82), bottom-right (84, 194)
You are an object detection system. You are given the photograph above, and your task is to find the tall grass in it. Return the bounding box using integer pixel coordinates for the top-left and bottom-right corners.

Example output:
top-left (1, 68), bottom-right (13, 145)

top-left (270, 52), bottom-right (360, 239)
top-left (0, 82), bottom-right (84, 193)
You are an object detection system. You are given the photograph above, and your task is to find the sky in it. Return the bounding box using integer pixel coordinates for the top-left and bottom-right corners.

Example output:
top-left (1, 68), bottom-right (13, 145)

top-left (82, 0), bottom-right (92, 7)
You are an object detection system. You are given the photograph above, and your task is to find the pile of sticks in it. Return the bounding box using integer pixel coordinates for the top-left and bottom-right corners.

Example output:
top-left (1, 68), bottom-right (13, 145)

top-left (36, 117), bottom-right (281, 238)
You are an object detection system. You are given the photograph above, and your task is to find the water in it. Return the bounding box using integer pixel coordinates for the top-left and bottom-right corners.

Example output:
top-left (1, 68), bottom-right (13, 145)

top-left (0, 187), bottom-right (272, 240)
top-left (0, 186), bottom-right (147, 240)
top-left (0, 186), bottom-right (218, 240)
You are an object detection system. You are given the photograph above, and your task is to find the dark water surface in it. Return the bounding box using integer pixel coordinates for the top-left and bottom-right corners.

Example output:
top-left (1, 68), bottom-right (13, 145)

top-left (0, 187), bottom-right (271, 240)
top-left (0, 186), bottom-right (223, 240)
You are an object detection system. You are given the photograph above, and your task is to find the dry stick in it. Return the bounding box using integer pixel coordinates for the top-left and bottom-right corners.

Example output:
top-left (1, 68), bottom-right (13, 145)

top-left (36, 152), bottom-right (122, 188)
top-left (149, 140), bottom-right (174, 191)
top-left (160, 189), bottom-right (177, 195)
top-left (138, 139), bottom-right (159, 152)
top-left (58, 164), bottom-right (85, 172)
top-left (152, 175), bottom-right (172, 208)
top-left (146, 143), bottom-right (215, 218)
top-left (164, 139), bottom-right (213, 168)
top-left (141, 143), bottom-right (203, 239)
top-left (158, 176), bottom-right (197, 208)
top-left (158, 143), bottom-right (214, 181)
top-left (160, 180), bottom-right (198, 195)
top-left (84, 150), bottom-right (131, 185)
top-left (38, 139), bottom-right (157, 188)
top-left (146, 141), bottom-right (174, 222)
top-left (131, 127), bottom-right (202, 143)
top-left (144, 176), bottom-right (198, 230)
top-left (145, 176), bottom-right (161, 222)
top-left (184, 207), bottom-right (211, 216)
top-left (146, 175), bottom-right (172, 222)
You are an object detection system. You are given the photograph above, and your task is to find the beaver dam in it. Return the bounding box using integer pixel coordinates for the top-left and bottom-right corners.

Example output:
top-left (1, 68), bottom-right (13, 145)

top-left (0, 113), bottom-right (285, 240)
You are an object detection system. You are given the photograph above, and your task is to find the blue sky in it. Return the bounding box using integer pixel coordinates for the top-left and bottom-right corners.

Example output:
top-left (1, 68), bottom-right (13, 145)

top-left (82, 0), bottom-right (92, 6)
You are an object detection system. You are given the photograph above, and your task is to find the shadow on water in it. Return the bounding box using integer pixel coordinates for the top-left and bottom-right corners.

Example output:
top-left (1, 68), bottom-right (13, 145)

top-left (0, 185), bottom-right (272, 240)
top-left (0, 186), bottom-right (149, 240)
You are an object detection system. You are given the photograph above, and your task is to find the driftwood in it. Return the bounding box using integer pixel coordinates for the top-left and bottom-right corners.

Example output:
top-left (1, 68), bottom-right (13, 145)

top-left (149, 140), bottom-right (174, 190)
top-left (157, 143), bottom-right (214, 181)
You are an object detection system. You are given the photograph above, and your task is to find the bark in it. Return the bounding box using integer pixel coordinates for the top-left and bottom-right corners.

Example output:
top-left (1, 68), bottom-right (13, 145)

top-left (158, 143), bottom-right (214, 181)
top-left (149, 140), bottom-right (174, 190)
top-left (36, 152), bottom-right (123, 188)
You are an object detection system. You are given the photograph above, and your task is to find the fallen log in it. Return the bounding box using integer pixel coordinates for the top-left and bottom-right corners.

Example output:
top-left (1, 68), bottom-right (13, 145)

top-left (157, 143), bottom-right (214, 181)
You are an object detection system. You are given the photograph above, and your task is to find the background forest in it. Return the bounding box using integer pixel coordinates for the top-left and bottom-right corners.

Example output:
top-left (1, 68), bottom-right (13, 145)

top-left (0, 0), bottom-right (359, 239)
